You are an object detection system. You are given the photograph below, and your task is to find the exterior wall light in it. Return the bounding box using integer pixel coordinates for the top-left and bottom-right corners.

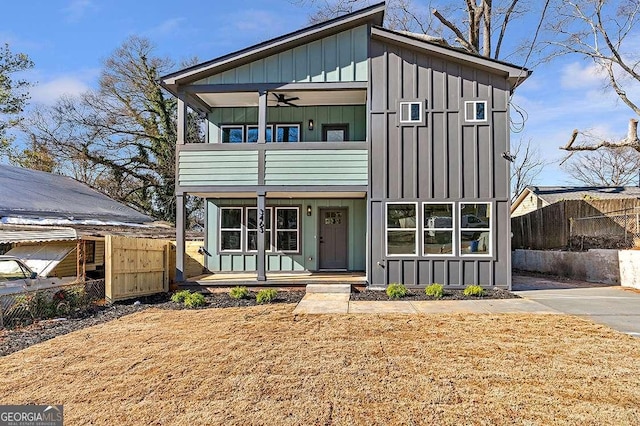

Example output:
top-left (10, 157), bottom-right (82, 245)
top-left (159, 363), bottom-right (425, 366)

top-left (307, 205), bottom-right (312, 216)
top-left (308, 119), bottom-right (314, 131)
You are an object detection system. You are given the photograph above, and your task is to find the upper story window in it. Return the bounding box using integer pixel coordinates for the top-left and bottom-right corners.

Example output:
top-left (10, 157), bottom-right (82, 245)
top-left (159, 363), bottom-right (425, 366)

top-left (465, 101), bottom-right (487, 122)
top-left (221, 126), bottom-right (244, 143)
top-left (399, 101), bottom-right (423, 124)
top-left (246, 125), bottom-right (273, 143)
top-left (275, 124), bottom-right (300, 143)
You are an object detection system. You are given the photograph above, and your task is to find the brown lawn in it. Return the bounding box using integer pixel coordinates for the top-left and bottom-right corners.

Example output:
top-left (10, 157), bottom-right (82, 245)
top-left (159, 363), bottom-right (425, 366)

top-left (1, 305), bottom-right (639, 425)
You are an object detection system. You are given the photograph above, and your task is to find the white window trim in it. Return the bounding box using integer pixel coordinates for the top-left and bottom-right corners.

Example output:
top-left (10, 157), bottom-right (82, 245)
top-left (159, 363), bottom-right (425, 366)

top-left (246, 125), bottom-right (273, 143)
top-left (246, 207), bottom-right (273, 253)
top-left (465, 101), bottom-right (487, 123)
top-left (220, 125), bottom-right (244, 143)
top-left (399, 101), bottom-right (423, 124)
top-left (385, 202), bottom-right (419, 257)
top-left (274, 124), bottom-right (301, 143)
top-left (275, 207), bottom-right (300, 253)
top-left (219, 207), bottom-right (244, 253)
top-left (422, 202), bottom-right (455, 257)
top-left (459, 202), bottom-right (492, 256)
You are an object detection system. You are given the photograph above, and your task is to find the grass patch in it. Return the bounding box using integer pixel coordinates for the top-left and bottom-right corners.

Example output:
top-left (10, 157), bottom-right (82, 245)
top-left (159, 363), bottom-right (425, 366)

top-left (1, 308), bottom-right (639, 425)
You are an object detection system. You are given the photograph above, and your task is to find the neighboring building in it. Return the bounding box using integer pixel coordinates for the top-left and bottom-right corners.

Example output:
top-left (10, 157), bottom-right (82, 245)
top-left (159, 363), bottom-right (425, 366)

top-left (161, 2), bottom-right (529, 288)
top-left (0, 164), bottom-right (156, 279)
top-left (511, 186), bottom-right (640, 217)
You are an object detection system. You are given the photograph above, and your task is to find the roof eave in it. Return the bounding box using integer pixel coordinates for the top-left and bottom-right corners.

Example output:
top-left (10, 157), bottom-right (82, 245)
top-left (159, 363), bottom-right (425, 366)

top-left (371, 27), bottom-right (531, 90)
top-left (161, 2), bottom-right (386, 90)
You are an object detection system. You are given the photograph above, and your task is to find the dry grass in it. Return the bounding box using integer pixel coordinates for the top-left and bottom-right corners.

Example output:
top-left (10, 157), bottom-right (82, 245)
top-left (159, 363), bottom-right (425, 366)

top-left (1, 306), bottom-right (640, 425)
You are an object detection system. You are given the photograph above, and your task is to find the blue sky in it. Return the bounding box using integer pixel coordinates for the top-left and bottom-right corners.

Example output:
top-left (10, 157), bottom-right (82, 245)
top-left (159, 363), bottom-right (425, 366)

top-left (2, 0), bottom-right (638, 186)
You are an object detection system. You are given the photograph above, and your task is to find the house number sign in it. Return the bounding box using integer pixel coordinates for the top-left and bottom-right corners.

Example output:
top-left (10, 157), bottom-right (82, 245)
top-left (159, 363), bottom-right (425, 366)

top-left (258, 209), bottom-right (265, 234)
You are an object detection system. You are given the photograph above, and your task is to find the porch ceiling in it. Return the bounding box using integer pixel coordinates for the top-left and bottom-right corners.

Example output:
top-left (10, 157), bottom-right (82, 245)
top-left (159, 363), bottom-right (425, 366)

top-left (189, 192), bottom-right (367, 199)
top-left (197, 89), bottom-right (366, 108)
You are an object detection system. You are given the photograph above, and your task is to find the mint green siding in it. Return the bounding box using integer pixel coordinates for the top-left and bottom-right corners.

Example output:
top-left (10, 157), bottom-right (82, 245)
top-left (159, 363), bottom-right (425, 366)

top-left (194, 26), bottom-right (368, 85)
top-left (208, 105), bottom-right (366, 143)
top-left (178, 151), bottom-right (258, 186)
top-left (206, 198), bottom-right (366, 272)
top-left (265, 150), bottom-right (367, 186)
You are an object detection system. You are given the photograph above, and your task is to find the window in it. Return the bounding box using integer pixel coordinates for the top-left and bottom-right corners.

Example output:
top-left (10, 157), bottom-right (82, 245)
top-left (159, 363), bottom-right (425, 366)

top-left (83, 240), bottom-right (96, 264)
top-left (221, 126), bottom-right (244, 143)
top-left (275, 124), bottom-right (300, 142)
top-left (399, 101), bottom-right (423, 124)
top-left (460, 203), bottom-right (491, 255)
top-left (386, 203), bottom-right (418, 256)
top-left (247, 207), bottom-right (272, 252)
top-left (275, 207), bottom-right (299, 252)
top-left (423, 203), bottom-right (454, 255)
top-left (246, 125), bottom-right (273, 143)
top-left (465, 101), bottom-right (487, 122)
top-left (220, 207), bottom-right (243, 251)
top-left (322, 124), bottom-right (349, 142)
top-left (0, 259), bottom-right (30, 282)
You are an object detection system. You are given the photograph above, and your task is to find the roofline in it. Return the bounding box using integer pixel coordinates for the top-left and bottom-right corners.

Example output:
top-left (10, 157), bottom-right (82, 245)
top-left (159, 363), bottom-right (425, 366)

top-left (370, 26), bottom-right (531, 89)
top-left (510, 187), bottom-right (534, 213)
top-left (160, 2), bottom-right (386, 93)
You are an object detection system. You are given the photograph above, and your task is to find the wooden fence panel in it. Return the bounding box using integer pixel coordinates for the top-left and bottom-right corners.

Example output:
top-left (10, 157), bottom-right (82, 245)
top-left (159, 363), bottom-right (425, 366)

top-left (168, 241), bottom-right (208, 283)
top-left (105, 235), bottom-right (170, 302)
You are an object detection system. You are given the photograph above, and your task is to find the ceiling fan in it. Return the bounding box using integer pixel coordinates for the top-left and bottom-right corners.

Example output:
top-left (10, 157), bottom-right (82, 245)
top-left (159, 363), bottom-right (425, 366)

top-left (273, 93), bottom-right (300, 107)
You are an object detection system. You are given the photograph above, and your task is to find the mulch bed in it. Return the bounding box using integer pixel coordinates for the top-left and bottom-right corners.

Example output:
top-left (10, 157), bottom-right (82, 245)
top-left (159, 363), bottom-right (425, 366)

top-left (351, 287), bottom-right (519, 301)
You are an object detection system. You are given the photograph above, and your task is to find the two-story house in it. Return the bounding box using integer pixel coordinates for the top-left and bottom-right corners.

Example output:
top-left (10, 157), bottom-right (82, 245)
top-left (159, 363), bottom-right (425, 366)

top-left (161, 2), bottom-right (529, 289)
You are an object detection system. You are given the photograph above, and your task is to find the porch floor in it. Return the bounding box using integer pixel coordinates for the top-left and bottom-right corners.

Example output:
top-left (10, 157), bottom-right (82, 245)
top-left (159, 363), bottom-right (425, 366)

top-left (183, 272), bottom-right (366, 289)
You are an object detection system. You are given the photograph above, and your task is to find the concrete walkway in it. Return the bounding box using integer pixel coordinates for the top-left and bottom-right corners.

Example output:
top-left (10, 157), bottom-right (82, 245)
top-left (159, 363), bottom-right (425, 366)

top-left (293, 294), bottom-right (558, 315)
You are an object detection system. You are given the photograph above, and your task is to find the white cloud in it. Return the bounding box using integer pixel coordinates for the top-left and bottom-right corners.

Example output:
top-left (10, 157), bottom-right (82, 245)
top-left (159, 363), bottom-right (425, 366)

top-left (30, 75), bottom-right (92, 105)
top-left (560, 62), bottom-right (606, 90)
top-left (63, 0), bottom-right (96, 23)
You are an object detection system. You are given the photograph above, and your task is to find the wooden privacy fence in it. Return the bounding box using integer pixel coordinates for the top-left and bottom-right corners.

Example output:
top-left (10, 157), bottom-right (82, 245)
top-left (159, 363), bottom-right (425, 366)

top-left (105, 235), bottom-right (170, 302)
top-left (512, 199), bottom-right (640, 250)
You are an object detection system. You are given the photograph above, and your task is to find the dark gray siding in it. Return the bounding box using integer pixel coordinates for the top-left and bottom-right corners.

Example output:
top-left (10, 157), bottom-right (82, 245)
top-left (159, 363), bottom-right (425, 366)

top-left (368, 38), bottom-right (512, 288)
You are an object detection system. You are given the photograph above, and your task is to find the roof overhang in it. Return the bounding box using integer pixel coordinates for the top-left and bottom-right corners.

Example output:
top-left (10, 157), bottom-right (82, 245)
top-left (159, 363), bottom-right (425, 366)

top-left (0, 225), bottom-right (78, 244)
top-left (370, 27), bottom-right (531, 90)
top-left (160, 2), bottom-right (386, 94)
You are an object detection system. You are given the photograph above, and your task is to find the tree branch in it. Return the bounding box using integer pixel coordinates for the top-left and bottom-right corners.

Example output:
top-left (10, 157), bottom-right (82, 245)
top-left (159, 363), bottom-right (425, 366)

top-left (432, 8), bottom-right (478, 54)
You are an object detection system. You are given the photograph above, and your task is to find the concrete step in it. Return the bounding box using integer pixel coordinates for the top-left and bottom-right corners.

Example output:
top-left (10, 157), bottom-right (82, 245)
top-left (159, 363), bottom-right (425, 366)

top-left (305, 283), bottom-right (352, 294)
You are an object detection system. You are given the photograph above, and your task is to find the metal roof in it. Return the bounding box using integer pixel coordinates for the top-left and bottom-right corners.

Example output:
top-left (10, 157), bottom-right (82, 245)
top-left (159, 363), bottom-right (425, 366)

top-left (0, 165), bottom-right (151, 224)
top-left (0, 226), bottom-right (78, 244)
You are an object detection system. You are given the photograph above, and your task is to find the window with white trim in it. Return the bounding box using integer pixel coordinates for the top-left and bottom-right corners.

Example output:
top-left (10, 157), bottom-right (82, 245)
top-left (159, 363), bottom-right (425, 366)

top-left (423, 203), bottom-right (454, 255)
top-left (460, 203), bottom-right (491, 255)
top-left (275, 124), bottom-right (300, 143)
top-left (399, 101), bottom-right (423, 124)
top-left (247, 207), bottom-right (272, 252)
top-left (275, 207), bottom-right (299, 252)
top-left (246, 125), bottom-right (273, 143)
top-left (220, 207), bottom-right (243, 251)
top-left (386, 203), bottom-right (417, 256)
top-left (221, 125), bottom-right (244, 143)
top-left (465, 101), bottom-right (487, 122)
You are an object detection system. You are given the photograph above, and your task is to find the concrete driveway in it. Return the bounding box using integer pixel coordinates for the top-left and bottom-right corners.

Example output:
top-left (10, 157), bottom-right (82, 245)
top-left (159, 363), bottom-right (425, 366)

top-left (513, 274), bottom-right (640, 337)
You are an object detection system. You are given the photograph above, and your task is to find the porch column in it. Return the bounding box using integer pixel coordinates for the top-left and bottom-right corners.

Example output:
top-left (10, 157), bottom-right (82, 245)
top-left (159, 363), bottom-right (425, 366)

top-left (177, 91), bottom-right (187, 145)
top-left (257, 90), bottom-right (267, 144)
top-left (175, 193), bottom-right (186, 282)
top-left (257, 191), bottom-right (267, 281)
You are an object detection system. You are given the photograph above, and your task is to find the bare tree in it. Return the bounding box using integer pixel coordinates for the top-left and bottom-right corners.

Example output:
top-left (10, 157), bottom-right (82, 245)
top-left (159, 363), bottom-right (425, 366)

top-left (510, 138), bottom-right (545, 201)
top-left (21, 36), bottom-right (203, 223)
top-left (295, 0), bottom-right (549, 60)
top-left (562, 146), bottom-right (640, 186)
top-left (0, 43), bottom-right (33, 153)
top-left (553, 1), bottom-right (640, 157)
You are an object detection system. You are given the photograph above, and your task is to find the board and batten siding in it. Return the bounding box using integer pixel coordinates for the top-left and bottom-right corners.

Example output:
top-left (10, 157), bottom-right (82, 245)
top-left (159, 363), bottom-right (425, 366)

top-left (368, 37), bottom-right (514, 288)
top-left (194, 26), bottom-right (368, 85)
top-left (265, 150), bottom-right (367, 186)
top-left (206, 198), bottom-right (366, 272)
top-left (208, 105), bottom-right (367, 143)
top-left (178, 151), bottom-right (259, 186)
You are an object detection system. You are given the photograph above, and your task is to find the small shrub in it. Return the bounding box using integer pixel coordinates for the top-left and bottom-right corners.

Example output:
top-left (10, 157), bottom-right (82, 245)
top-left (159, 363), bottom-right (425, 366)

top-left (171, 290), bottom-right (191, 303)
top-left (425, 283), bottom-right (444, 299)
top-left (386, 283), bottom-right (408, 299)
top-left (229, 286), bottom-right (249, 300)
top-left (256, 289), bottom-right (278, 304)
top-left (183, 292), bottom-right (206, 308)
top-left (463, 285), bottom-right (486, 297)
